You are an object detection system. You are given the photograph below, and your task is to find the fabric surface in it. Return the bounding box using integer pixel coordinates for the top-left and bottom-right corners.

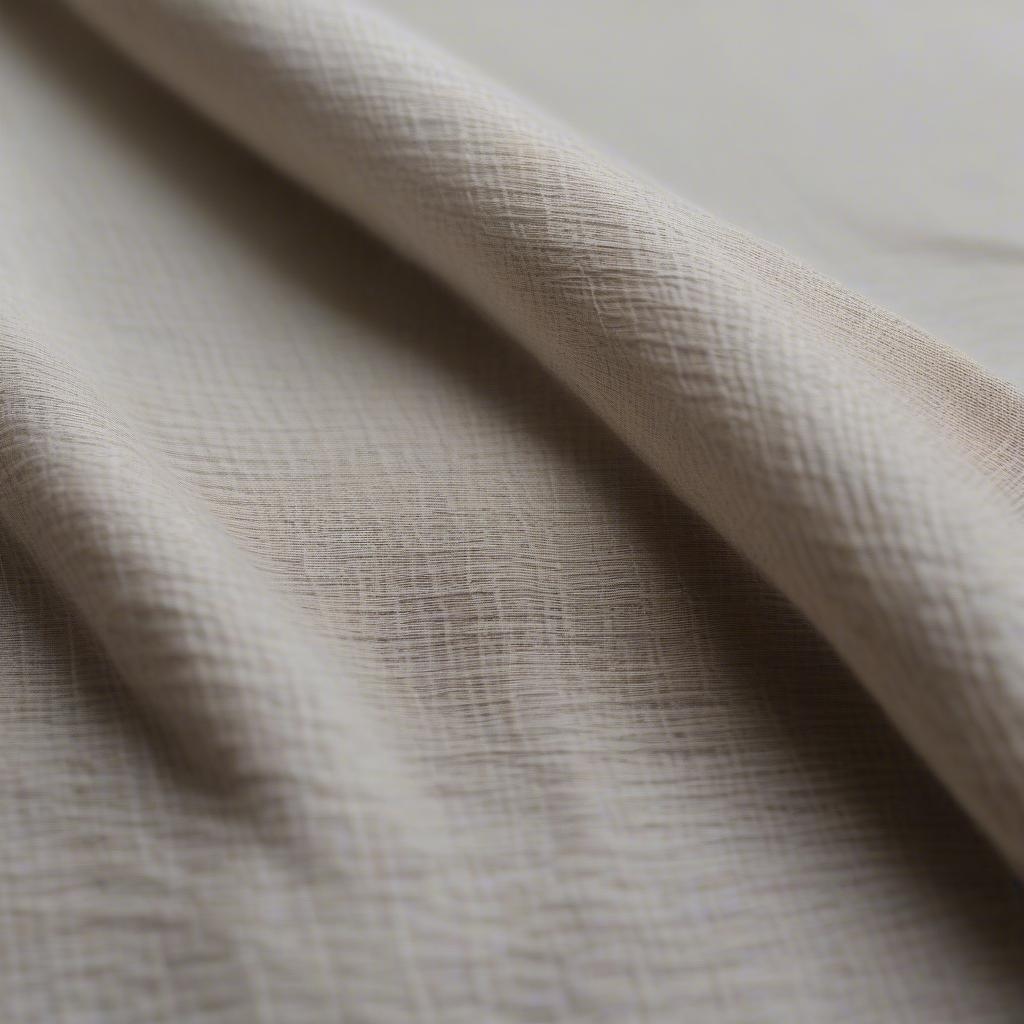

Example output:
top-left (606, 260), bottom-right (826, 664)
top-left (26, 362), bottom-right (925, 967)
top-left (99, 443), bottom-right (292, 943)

top-left (2, 1), bottom-right (1023, 1021)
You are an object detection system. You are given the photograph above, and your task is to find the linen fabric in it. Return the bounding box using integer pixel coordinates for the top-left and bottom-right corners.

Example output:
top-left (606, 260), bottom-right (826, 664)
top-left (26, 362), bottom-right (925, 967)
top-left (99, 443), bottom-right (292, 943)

top-left (1, 1), bottom-right (1023, 1021)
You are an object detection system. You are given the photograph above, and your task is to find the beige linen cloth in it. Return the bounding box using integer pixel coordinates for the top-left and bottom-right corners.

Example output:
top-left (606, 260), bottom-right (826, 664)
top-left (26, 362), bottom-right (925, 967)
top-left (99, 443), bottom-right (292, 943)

top-left (2, 1), bottom-right (1024, 1021)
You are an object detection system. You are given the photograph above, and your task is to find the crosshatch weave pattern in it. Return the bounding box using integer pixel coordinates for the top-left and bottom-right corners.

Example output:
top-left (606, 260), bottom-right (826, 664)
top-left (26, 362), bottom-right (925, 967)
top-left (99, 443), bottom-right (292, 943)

top-left (0, 1), bottom-right (1023, 1021)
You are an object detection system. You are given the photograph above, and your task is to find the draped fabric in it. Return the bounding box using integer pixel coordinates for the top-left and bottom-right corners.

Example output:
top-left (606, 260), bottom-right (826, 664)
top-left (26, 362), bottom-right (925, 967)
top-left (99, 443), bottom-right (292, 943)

top-left (2, 2), bottom-right (1023, 1020)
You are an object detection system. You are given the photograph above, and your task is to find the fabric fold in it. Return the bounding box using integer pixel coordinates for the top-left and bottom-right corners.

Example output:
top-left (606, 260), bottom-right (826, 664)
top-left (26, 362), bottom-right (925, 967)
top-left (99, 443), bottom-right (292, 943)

top-left (0, 308), bottom-right (444, 867)
top-left (63, 0), bottom-right (1024, 874)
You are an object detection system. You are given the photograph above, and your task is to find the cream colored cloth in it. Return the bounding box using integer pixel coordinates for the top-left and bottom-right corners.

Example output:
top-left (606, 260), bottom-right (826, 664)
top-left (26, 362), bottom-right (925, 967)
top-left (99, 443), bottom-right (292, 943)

top-left (2, 1), bottom-right (1024, 1021)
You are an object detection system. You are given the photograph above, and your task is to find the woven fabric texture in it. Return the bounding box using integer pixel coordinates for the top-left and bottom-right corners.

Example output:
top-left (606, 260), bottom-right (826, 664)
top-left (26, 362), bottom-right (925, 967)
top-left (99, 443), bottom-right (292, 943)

top-left (1, 1), bottom-right (1023, 1021)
